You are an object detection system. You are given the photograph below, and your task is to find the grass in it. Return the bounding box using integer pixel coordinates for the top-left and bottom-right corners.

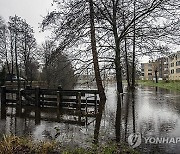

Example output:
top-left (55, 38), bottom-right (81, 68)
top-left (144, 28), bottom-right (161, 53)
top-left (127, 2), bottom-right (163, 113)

top-left (138, 80), bottom-right (180, 92)
top-left (63, 143), bottom-right (139, 154)
top-left (0, 135), bottom-right (139, 154)
top-left (0, 135), bottom-right (56, 154)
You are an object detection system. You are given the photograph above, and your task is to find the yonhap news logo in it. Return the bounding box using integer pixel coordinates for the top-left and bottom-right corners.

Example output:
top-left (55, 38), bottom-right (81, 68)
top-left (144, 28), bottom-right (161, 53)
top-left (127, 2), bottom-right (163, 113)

top-left (128, 133), bottom-right (180, 148)
top-left (128, 133), bottom-right (142, 148)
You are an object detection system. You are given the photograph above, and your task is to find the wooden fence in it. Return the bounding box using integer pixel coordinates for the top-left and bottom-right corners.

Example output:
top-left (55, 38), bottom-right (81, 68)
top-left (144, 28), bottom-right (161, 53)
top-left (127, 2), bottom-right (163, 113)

top-left (1, 86), bottom-right (100, 115)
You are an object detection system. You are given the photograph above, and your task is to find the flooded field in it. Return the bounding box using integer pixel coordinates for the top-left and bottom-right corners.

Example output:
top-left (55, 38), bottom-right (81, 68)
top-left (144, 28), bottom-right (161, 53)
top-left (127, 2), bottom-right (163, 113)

top-left (0, 84), bottom-right (180, 153)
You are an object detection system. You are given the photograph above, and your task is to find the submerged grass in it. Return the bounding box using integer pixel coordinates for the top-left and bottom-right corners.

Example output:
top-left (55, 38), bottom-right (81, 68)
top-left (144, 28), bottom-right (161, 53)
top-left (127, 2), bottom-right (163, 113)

top-left (138, 80), bottom-right (180, 92)
top-left (0, 135), bottom-right (139, 154)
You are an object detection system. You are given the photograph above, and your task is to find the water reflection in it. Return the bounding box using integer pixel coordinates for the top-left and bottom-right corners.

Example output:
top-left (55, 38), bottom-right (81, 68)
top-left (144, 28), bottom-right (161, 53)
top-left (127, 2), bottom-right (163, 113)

top-left (0, 85), bottom-right (180, 153)
top-left (132, 91), bottom-right (136, 134)
top-left (122, 86), bottom-right (180, 153)
top-left (35, 108), bottom-right (41, 125)
top-left (115, 93), bottom-right (122, 142)
top-left (124, 92), bottom-right (130, 142)
top-left (1, 103), bottom-right (6, 120)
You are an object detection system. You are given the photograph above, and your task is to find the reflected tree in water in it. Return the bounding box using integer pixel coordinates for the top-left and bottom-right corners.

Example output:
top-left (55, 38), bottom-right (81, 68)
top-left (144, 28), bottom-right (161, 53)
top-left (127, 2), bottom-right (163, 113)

top-left (124, 93), bottom-right (130, 142)
top-left (115, 93), bottom-right (122, 142)
top-left (132, 91), bottom-right (136, 133)
top-left (115, 89), bottom-right (136, 143)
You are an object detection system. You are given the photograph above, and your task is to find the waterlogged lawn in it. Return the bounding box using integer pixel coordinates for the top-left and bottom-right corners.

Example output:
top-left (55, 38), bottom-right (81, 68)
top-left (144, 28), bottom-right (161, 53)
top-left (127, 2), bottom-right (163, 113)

top-left (138, 80), bottom-right (180, 92)
top-left (0, 135), bottom-right (139, 154)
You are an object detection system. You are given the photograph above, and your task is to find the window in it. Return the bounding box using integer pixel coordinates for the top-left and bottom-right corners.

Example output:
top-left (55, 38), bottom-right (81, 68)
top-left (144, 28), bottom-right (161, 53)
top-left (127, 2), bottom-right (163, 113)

top-left (141, 69), bottom-right (144, 72)
top-left (164, 64), bottom-right (168, 68)
top-left (171, 63), bottom-right (174, 67)
top-left (148, 73), bottom-right (152, 75)
top-left (148, 69), bottom-right (152, 71)
top-left (164, 58), bottom-right (168, 62)
top-left (176, 61), bottom-right (180, 66)
top-left (176, 68), bottom-right (180, 73)
top-left (141, 73), bottom-right (144, 76)
top-left (175, 56), bottom-right (178, 60)
top-left (171, 69), bottom-right (174, 74)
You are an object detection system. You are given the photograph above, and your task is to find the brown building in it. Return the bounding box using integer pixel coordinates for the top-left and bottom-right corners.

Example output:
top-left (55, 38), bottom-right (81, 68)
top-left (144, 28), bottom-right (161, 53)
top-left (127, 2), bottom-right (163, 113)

top-left (155, 57), bottom-right (169, 80)
top-left (141, 57), bottom-right (169, 80)
top-left (141, 62), bottom-right (154, 80)
top-left (168, 51), bottom-right (180, 80)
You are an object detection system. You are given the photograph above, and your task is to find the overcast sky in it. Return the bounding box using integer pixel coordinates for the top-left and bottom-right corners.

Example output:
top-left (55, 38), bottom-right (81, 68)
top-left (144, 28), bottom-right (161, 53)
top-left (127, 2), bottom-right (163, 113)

top-left (0, 0), bottom-right (55, 44)
top-left (0, 0), bottom-right (151, 63)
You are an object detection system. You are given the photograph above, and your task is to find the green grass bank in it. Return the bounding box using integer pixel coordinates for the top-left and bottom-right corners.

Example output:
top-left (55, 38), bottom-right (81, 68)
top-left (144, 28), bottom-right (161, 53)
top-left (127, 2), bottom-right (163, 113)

top-left (138, 80), bottom-right (180, 92)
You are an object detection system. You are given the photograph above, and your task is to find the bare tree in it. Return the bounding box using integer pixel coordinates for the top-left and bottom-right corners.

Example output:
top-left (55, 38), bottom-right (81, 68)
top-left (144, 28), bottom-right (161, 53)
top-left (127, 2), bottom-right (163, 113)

top-left (39, 41), bottom-right (77, 89)
top-left (89, 0), bottom-right (106, 143)
top-left (8, 15), bottom-right (21, 96)
top-left (19, 20), bottom-right (37, 82)
top-left (41, 0), bottom-right (180, 143)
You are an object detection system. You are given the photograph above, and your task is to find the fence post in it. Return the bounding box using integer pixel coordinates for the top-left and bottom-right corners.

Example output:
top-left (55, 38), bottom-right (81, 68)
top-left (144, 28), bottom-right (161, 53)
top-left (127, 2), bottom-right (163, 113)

top-left (58, 85), bottom-right (62, 91)
top-left (76, 92), bottom-right (81, 122)
top-left (76, 92), bottom-right (81, 111)
top-left (57, 85), bottom-right (62, 109)
top-left (1, 86), bottom-right (6, 105)
top-left (1, 86), bottom-right (6, 119)
top-left (57, 91), bottom-right (62, 110)
top-left (35, 87), bottom-right (40, 107)
top-left (95, 94), bottom-right (97, 114)
top-left (25, 85), bottom-right (31, 105)
top-left (19, 89), bottom-right (23, 106)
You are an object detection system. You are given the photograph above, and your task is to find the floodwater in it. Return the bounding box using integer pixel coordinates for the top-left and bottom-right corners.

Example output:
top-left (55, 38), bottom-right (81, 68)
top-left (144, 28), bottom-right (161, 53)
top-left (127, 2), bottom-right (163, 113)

top-left (0, 84), bottom-right (180, 153)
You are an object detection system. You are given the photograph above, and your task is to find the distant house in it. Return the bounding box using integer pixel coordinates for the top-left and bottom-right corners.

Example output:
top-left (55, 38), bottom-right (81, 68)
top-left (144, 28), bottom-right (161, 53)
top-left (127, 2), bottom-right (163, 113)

top-left (168, 51), bottom-right (180, 80)
top-left (140, 51), bottom-right (180, 81)
top-left (141, 63), bottom-right (153, 80)
top-left (140, 57), bottom-right (169, 80)
top-left (155, 57), bottom-right (169, 80)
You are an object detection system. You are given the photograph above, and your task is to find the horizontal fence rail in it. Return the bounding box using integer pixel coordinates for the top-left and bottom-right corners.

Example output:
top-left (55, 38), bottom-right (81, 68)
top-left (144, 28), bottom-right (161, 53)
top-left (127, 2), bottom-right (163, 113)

top-left (1, 86), bottom-right (100, 116)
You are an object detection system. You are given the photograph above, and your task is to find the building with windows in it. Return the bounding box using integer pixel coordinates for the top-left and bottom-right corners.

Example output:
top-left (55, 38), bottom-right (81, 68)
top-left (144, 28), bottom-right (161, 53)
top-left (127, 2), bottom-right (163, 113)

top-left (155, 57), bottom-right (169, 80)
top-left (141, 62), bottom-right (154, 80)
top-left (140, 51), bottom-right (180, 81)
top-left (169, 51), bottom-right (180, 80)
top-left (141, 57), bottom-right (169, 80)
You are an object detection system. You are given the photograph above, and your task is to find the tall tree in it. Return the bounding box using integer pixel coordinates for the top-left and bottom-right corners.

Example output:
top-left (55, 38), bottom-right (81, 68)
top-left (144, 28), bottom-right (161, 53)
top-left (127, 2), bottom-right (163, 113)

top-left (41, 40), bottom-right (57, 87)
top-left (41, 46), bottom-right (77, 89)
top-left (0, 16), bottom-right (11, 74)
top-left (131, 0), bottom-right (136, 89)
top-left (89, 0), bottom-right (106, 143)
top-left (7, 15), bottom-right (37, 99)
top-left (8, 15), bottom-right (21, 97)
top-left (19, 20), bottom-right (37, 82)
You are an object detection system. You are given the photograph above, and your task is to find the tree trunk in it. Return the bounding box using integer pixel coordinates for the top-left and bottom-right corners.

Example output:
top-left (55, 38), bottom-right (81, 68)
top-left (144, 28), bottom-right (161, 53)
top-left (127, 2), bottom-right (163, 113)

top-left (10, 34), bottom-right (14, 83)
top-left (131, 0), bottom-right (136, 90)
top-left (155, 70), bottom-right (158, 83)
top-left (122, 0), bottom-right (130, 88)
top-left (3, 26), bottom-right (11, 74)
top-left (124, 37), bottom-right (131, 88)
top-left (89, 0), bottom-right (106, 144)
top-left (115, 94), bottom-right (122, 142)
top-left (14, 15), bottom-right (21, 101)
top-left (112, 1), bottom-right (123, 143)
top-left (112, 1), bottom-right (123, 94)
top-left (113, 26), bottom-right (123, 94)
